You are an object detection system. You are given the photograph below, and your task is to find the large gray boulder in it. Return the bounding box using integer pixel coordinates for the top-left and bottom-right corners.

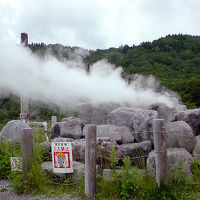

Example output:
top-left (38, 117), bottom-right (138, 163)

top-left (103, 168), bottom-right (145, 181)
top-left (42, 161), bottom-right (98, 180)
top-left (96, 137), bottom-right (122, 160)
top-left (96, 124), bottom-right (134, 144)
top-left (131, 110), bottom-right (158, 142)
top-left (147, 148), bottom-right (193, 177)
top-left (175, 109), bottom-right (200, 136)
top-left (164, 121), bottom-right (195, 153)
top-left (103, 169), bottom-right (122, 180)
top-left (118, 141), bottom-right (152, 167)
top-left (71, 137), bottom-right (122, 162)
top-left (193, 136), bottom-right (200, 164)
top-left (51, 118), bottom-right (84, 140)
top-left (50, 123), bottom-right (60, 139)
top-left (107, 107), bottom-right (158, 142)
top-left (71, 139), bottom-right (86, 162)
top-left (77, 103), bottom-right (120, 125)
top-left (107, 107), bottom-right (138, 128)
top-left (62, 117), bottom-right (77, 122)
top-left (119, 141), bottom-right (152, 157)
top-left (60, 118), bottom-right (83, 139)
top-left (148, 103), bottom-right (178, 123)
top-left (0, 120), bottom-right (31, 142)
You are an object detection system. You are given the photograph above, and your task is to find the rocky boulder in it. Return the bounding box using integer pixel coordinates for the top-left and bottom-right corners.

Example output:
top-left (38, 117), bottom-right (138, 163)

top-left (50, 123), bottom-right (60, 139)
top-left (103, 168), bottom-right (145, 181)
top-left (0, 120), bottom-right (31, 142)
top-left (131, 110), bottom-right (158, 142)
top-left (175, 109), bottom-right (200, 136)
top-left (96, 137), bottom-right (122, 160)
top-left (107, 107), bottom-right (158, 142)
top-left (42, 161), bottom-right (99, 180)
top-left (50, 118), bottom-right (84, 140)
top-left (96, 124), bottom-right (134, 144)
top-left (71, 139), bottom-right (86, 162)
top-left (103, 169), bottom-right (122, 180)
top-left (77, 103), bottom-right (120, 125)
top-left (62, 117), bottom-right (77, 122)
top-left (60, 118), bottom-right (84, 139)
top-left (71, 137), bottom-right (122, 162)
top-left (193, 136), bottom-right (200, 164)
top-left (147, 148), bottom-right (193, 177)
top-left (164, 121), bottom-right (195, 153)
top-left (148, 103), bottom-right (178, 123)
top-left (118, 141), bottom-right (152, 167)
top-left (107, 107), bottom-right (139, 128)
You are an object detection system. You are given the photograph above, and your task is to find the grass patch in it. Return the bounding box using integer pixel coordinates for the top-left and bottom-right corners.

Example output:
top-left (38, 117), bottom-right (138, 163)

top-left (0, 139), bottom-right (21, 179)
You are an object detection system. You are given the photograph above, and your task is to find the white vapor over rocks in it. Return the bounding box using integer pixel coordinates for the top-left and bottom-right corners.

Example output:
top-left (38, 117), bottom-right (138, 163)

top-left (0, 45), bottom-right (179, 109)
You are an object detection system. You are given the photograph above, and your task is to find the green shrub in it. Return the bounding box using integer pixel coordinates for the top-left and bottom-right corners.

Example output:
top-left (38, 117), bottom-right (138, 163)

top-left (9, 142), bottom-right (48, 194)
top-left (120, 156), bottom-right (155, 199)
top-left (0, 139), bottom-right (21, 179)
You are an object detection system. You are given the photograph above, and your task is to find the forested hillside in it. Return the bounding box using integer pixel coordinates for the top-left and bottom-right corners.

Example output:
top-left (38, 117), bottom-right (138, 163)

top-left (0, 34), bottom-right (200, 125)
top-left (85, 34), bottom-right (200, 108)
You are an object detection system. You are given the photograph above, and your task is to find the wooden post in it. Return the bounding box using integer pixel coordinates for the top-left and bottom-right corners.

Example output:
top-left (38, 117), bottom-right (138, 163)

top-left (85, 125), bottom-right (96, 199)
top-left (21, 128), bottom-right (33, 174)
top-left (51, 116), bottom-right (57, 127)
top-left (20, 98), bottom-right (30, 122)
top-left (20, 33), bottom-right (30, 122)
top-left (153, 119), bottom-right (168, 187)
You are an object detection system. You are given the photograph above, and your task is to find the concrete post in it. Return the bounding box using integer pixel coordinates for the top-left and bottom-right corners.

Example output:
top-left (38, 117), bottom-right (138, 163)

top-left (85, 125), bottom-right (96, 199)
top-left (153, 119), bottom-right (168, 187)
top-left (21, 128), bottom-right (33, 174)
top-left (20, 33), bottom-right (30, 122)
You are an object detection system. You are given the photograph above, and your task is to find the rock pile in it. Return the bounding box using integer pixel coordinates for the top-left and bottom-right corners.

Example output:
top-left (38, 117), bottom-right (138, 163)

top-left (48, 102), bottom-right (200, 177)
top-left (1, 102), bottom-right (200, 178)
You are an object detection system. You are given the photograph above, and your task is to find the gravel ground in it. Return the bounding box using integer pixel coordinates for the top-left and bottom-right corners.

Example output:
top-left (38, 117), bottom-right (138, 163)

top-left (0, 179), bottom-right (80, 200)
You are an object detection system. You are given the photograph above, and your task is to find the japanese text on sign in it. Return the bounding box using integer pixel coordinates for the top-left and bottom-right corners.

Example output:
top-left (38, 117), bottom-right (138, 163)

top-left (51, 141), bottom-right (73, 173)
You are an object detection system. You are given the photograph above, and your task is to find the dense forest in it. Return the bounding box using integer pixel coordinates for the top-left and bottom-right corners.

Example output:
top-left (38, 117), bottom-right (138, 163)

top-left (85, 34), bottom-right (200, 108)
top-left (0, 34), bottom-right (200, 125)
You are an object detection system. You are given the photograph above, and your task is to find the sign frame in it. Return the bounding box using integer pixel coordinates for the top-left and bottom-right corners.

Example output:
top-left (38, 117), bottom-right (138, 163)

top-left (51, 141), bottom-right (73, 173)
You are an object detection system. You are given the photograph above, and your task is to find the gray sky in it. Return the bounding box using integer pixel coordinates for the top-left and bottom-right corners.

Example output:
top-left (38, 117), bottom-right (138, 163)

top-left (0, 0), bottom-right (200, 49)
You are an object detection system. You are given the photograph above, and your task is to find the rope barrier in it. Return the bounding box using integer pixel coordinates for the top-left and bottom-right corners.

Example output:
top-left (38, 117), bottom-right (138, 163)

top-left (133, 130), bottom-right (195, 138)
top-left (103, 154), bottom-right (149, 160)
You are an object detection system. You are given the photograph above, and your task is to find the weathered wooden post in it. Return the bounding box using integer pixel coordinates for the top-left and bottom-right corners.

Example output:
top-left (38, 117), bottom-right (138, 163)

top-left (20, 33), bottom-right (30, 122)
top-left (51, 116), bottom-right (57, 127)
top-left (85, 125), bottom-right (97, 199)
top-left (21, 128), bottom-right (33, 174)
top-left (153, 119), bottom-right (168, 187)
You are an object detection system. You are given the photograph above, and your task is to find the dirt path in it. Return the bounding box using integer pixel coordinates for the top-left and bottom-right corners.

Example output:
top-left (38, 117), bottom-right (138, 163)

top-left (0, 180), bottom-right (79, 200)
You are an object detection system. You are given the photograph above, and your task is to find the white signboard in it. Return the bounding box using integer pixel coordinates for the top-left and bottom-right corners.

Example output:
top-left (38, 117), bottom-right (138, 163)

top-left (11, 157), bottom-right (22, 171)
top-left (51, 141), bottom-right (73, 173)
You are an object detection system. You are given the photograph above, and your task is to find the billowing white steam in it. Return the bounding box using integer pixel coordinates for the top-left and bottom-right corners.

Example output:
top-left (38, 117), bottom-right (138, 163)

top-left (0, 45), bottom-right (179, 109)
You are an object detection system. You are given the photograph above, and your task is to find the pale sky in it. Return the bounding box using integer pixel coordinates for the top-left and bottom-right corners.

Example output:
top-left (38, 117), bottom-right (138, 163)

top-left (0, 0), bottom-right (200, 50)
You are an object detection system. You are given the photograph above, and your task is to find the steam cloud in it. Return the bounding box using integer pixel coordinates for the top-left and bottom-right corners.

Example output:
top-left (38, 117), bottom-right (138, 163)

top-left (0, 45), bottom-right (179, 109)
